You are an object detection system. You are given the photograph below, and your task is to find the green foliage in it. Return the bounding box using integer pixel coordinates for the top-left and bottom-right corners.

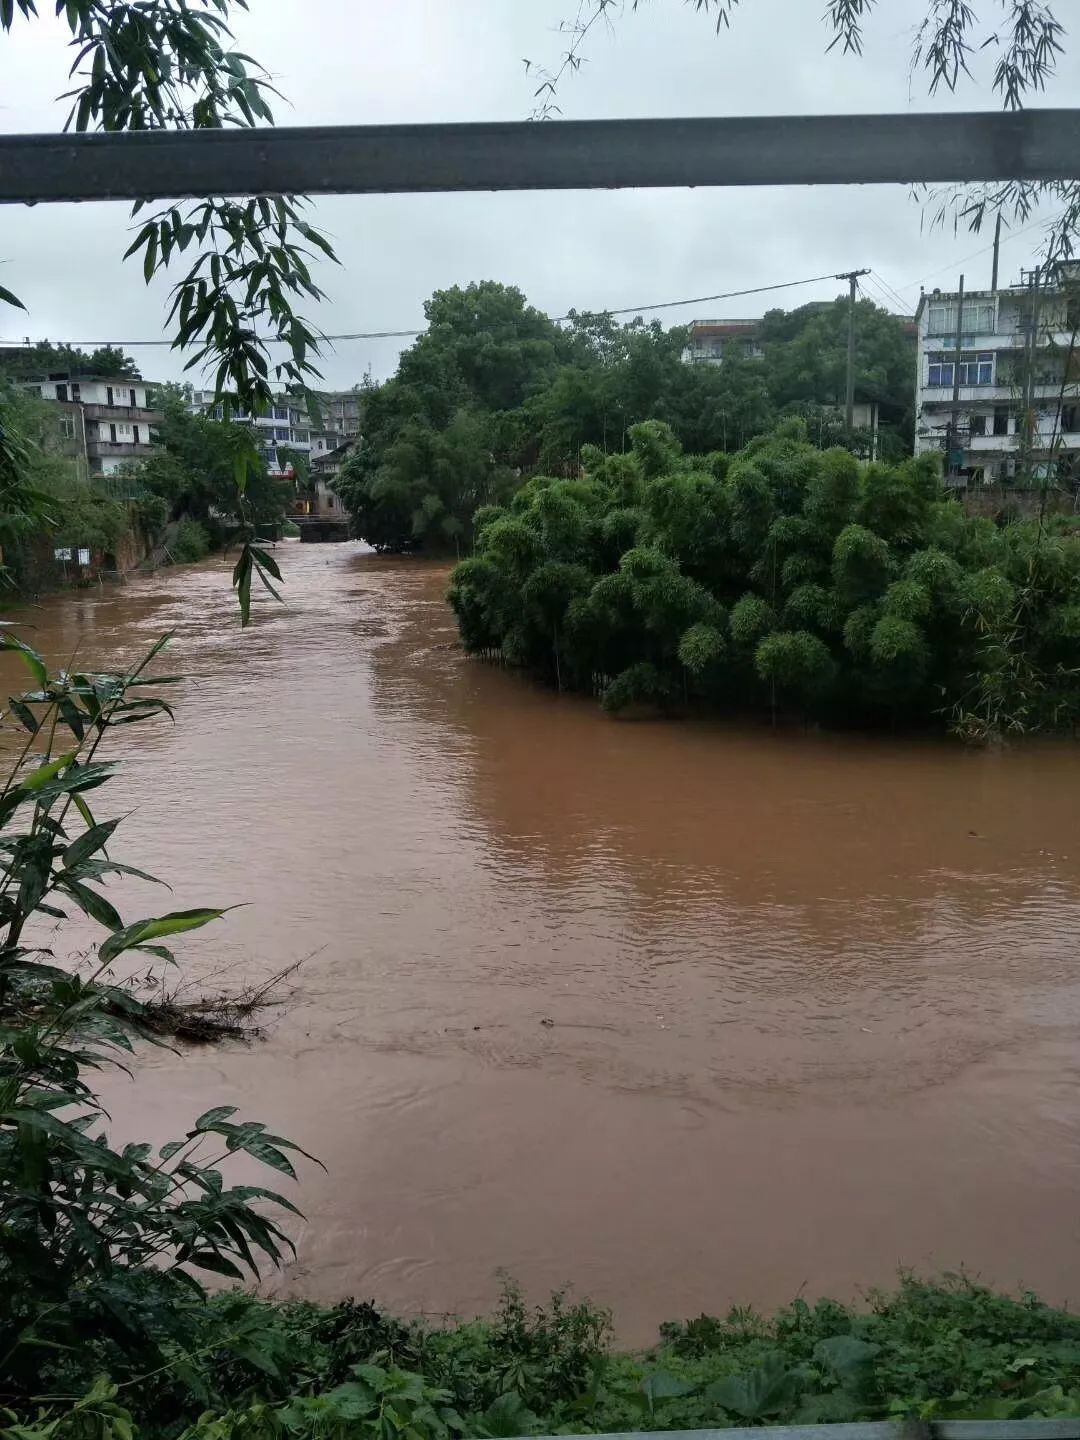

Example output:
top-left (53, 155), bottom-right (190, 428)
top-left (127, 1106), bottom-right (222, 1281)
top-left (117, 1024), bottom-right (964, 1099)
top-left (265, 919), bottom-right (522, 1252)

top-left (1, 1), bottom-right (339, 625)
top-left (729, 593), bottom-right (777, 649)
top-left (152, 387), bottom-right (291, 533)
top-left (0, 1), bottom-right (336, 418)
top-left (169, 518), bottom-right (212, 565)
top-left (602, 661), bottom-right (671, 714)
top-left (677, 622), bottom-right (725, 676)
top-left (0, 342), bottom-right (140, 379)
top-left (341, 283), bottom-right (916, 554)
top-left (46, 473), bottom-right (131, 554)
top-left (755, 630), bottom-right (835, 702)
top-left (0, 386), bottom-right (139, 582)
top-left (0, 634), bottom-right (315, 1425)
top-left (19, 1272), bottom-right (1080, 1440)
top-left (449, 420), bottom-right (1080, 734)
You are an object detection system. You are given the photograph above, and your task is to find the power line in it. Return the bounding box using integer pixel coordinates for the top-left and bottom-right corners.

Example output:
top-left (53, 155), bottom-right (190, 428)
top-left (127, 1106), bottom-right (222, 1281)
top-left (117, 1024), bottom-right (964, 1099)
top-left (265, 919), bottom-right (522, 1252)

top-left (869, 270), bottom-right (911, 313)
top-left (0, 269), bottom-right (853, 353)
top-left (860, 272), bottom-right (899, 311)
top-left (866, 275), bottom-right (904, 312)
top-left (895, 211), bottom-right (1063, 295)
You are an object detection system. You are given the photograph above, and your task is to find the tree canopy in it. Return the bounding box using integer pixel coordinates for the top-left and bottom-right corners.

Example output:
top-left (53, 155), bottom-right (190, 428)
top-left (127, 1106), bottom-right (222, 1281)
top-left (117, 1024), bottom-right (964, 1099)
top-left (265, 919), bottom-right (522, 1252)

top-left (338, 281), bottom-right (914, 553)
top-left (448, 418), bottom-right (1080, 737)
top-left (147, 385), bottom-right (293, 532)
top-left (0, 343), bottom-right (141, 380)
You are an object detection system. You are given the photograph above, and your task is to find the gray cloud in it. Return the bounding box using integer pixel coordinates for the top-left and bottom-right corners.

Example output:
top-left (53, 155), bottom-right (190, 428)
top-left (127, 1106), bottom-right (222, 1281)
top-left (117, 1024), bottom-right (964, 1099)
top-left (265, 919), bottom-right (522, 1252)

top-left (0, 0), bottom-right (1073, 387)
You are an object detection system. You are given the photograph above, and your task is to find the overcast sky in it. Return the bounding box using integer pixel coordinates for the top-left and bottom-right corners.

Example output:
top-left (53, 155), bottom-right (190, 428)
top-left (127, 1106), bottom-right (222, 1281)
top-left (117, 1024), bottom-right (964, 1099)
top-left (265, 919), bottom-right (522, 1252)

top-left (0, 0), bottom-right (1075, 388)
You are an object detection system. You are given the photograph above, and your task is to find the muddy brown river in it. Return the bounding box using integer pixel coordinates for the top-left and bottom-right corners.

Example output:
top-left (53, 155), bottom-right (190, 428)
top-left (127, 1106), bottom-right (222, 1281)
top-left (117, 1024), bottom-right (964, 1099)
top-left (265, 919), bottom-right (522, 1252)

top-left (6, 540), bottom-right (1080, 1342)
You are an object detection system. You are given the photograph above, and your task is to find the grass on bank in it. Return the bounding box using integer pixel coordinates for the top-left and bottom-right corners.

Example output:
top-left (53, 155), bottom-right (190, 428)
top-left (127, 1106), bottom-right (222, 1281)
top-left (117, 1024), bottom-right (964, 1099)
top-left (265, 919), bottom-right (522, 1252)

top-left (21, 1275), bottom-right (1080, 1440)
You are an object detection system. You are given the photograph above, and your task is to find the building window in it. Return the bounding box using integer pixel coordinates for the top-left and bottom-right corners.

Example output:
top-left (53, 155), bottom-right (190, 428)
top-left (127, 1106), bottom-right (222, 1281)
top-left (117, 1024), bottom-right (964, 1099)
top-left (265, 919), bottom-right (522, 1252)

top-left (71, 383), bottom-right (81, 401)
top-left (959, 352), bottom-right (994, 385)
top-left (927, 301), bottom-right (995, 335)
top-left (272, 406), bottom-right (288, 421)
top-left (1062, 403), bottom-right (1080, 433)
top-left (58, 416), bottom-right (76, 440)
top-left (55, 384), bottom-right (68, 403)
top-left (327, 496), bottom-right (335, 509)
top-left (927, 351), bottom-right (993, 386)
top-left (993, 407), bottom-right (1010, 436)
top-left (969, 414), bottom-right (987, 436)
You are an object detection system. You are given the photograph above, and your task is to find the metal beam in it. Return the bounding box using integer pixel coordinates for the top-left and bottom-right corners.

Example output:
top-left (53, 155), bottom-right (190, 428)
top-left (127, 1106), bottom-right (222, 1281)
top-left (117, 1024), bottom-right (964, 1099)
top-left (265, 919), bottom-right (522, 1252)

top-left (508, 1424), bottom-right (1080, 1440)
top-left (1, 111), bottom-right (1078, 204)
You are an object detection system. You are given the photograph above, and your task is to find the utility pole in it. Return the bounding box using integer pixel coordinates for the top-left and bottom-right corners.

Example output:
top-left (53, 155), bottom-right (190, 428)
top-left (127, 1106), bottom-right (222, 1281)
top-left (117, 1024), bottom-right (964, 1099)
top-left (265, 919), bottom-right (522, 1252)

top-left (991, 211), bottom-right (1003, 293)
top-left (1020, 265), bottom-right (1042, 481)
top-left (949, 274), bottom-right (966, 483)
top-left (837, 269), bottom-right (871, 430)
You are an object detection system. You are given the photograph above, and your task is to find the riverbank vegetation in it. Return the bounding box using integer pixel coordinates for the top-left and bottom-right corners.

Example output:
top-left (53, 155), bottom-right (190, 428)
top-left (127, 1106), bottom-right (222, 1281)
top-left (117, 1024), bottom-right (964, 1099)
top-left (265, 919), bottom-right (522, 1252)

top-left (337, 281), bottom-right (913, 554)
top-left (4, 633), bottom-right (1080, 1437)
top-left (447, 419), bottom-right (1080, 738)
top-left (0, 379), bottom-right (291, 594)
top-left (0, 384), bottom-right (156, 591)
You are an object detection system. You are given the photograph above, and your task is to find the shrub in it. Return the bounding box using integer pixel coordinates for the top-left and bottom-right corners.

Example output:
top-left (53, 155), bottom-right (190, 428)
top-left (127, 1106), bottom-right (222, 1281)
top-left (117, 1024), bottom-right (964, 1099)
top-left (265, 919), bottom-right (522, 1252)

top-left (169, 517), bottom-right (211, 564)
top-left (447, 422), bottom-right (1080, 734)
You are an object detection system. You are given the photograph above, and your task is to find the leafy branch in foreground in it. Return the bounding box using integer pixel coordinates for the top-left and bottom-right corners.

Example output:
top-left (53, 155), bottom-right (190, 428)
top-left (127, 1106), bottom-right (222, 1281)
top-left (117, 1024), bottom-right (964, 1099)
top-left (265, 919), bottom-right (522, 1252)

top-left (0, 1), bottom-right (342, 621)
top-left (0, 630), bottom-right (315, 1404)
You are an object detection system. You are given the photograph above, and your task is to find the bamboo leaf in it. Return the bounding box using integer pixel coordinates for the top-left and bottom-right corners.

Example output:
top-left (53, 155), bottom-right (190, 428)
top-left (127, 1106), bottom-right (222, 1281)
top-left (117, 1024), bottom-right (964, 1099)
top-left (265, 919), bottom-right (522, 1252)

top-left (7, 699), bottom-right (40, 735)
top-left (63, 817), bottom-right (120, 869)
top-left (99, 907), bottom-right (229, 964)
top-left (23, 753), bottom-right (77, 793)
top-left (56, 875), bottom-right (123, 932)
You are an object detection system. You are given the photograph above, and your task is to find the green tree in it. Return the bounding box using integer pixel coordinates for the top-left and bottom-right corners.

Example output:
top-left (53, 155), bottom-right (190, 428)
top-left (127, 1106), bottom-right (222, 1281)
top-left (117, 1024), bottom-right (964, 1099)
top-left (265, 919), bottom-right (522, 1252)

top-left (151, 385), bottom-right (291, 533)
top-left (450, 415), bottom-right (1080, 735)
top-left (760, 298), bottom-right (915, 453)
top-left (0, 342), bottom-right (141, 380)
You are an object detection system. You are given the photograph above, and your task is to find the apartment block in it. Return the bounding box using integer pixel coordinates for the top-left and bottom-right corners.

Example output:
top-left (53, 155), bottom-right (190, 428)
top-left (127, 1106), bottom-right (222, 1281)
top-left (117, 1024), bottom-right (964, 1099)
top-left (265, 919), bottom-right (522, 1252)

top-left (19, 374), bottom-right (162, 476)
top-left (189, 387), bottom-right (362, 480)
top-left (913, 269), bottom-right (1080, 489)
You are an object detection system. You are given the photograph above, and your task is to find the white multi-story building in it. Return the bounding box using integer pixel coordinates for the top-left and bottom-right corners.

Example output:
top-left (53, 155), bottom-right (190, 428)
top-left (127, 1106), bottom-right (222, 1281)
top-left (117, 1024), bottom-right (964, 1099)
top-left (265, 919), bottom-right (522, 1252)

top-left (19, 374), bottom-right (162, 476)
top-left (913, 269), bottom-right (1080, 488)
top-left (189, 387), bottom-right (362, 480)
top-left (189, 390), bottom-right (315, 478)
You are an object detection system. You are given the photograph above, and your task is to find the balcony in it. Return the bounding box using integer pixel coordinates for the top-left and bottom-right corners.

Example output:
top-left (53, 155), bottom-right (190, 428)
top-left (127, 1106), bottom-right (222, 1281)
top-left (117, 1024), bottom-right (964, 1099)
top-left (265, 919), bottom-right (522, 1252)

top-left (82, 403), bottom-right (162, 423)
top-left (920, 381), bottom-right (1073, 404)
top-left (85, 440), bottom-right (159, 459)
top-left (920, 430), bottom-right (1080, 455)
top-left (924, 328), bottom-right (1078, 354)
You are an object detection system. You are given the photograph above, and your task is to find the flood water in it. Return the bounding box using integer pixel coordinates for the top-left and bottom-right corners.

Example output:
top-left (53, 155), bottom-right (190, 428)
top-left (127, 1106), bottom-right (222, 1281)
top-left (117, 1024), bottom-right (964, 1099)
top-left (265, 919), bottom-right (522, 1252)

top-left (7, 540), bottom-right (1080, 1342)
